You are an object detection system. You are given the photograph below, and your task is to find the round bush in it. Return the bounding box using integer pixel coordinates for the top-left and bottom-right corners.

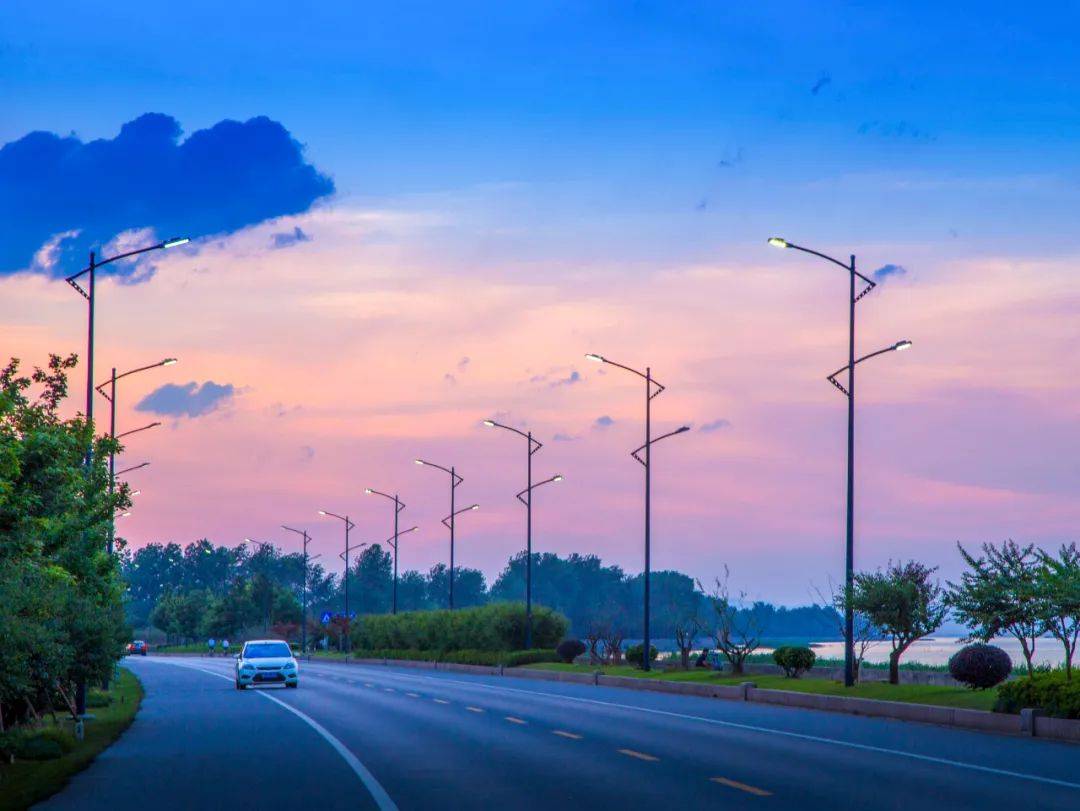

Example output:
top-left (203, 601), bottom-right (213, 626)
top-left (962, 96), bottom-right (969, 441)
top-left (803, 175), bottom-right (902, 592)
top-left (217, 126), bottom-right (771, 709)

top-left (556, 638), bottom-right (587, 663)
top-left (772, 646), bottom-right (816, 678)
top-left (16, 735), bottom-right (64, 761)
top-left (949, 643), bottom-right (1012, 690)
top-left (625, 643), bottom-right (658, 668)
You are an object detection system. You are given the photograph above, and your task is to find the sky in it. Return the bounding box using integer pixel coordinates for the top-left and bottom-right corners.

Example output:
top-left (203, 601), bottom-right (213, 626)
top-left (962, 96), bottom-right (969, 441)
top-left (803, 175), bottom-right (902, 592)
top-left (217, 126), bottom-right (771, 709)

top-left (3, 2), bottom-right (1080, 604)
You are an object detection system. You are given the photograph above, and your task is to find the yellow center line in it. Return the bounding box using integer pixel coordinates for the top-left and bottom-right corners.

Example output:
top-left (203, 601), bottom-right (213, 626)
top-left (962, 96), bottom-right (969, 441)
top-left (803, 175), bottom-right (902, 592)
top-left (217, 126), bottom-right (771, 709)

top-left (504, 716), bottom-right (527, 725)
top-left (710, 777), bottom-right (772, 797)
top-left (618, 749), bottom-right (659, 762)
top-left (552, 730), bottom-right (583, 740)
top-left (466, 706), bottom-right (484, 713)
top-left (433, 698), bottom-right (450, 705)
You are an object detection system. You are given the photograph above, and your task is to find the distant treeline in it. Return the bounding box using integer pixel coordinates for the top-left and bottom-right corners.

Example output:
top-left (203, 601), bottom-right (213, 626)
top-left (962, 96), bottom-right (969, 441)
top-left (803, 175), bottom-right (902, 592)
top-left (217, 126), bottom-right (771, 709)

top-left (123, 539), bottom-right (842, 642)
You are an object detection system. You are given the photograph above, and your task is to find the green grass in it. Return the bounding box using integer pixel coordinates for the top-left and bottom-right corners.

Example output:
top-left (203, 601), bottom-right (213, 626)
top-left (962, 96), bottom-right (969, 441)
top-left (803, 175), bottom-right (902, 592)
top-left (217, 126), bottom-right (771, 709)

top-left (0, 668), bottom-right (144, 811)
top-left (527, 663), bottom-right (999, 711)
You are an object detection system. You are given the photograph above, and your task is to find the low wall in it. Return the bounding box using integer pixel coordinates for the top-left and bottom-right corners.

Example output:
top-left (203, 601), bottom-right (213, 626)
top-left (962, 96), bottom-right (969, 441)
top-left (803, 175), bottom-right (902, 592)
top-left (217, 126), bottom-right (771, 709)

top-left (299, 655), bottom-right (1079, 745)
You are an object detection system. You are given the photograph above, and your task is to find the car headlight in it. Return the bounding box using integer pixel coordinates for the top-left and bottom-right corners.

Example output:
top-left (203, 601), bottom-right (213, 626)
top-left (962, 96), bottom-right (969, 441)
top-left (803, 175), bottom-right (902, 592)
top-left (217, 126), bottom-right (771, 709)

top-left (283, 661), bottom-right (297, 670)
top-left (240, 663), bottom-right (256, 671)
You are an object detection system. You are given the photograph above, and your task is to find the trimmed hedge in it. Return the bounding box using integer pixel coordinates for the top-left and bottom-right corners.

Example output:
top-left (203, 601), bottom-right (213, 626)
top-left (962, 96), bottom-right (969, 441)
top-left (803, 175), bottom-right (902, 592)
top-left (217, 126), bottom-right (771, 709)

top-left (351, 602), bottom-right (568, 652)
top-left (343, 647), bottom-right (559, 667)
top-left (994, 672), bottom-right (1080, 719)
top-left (0, 727), bottom-right (76, 761)
top-left (948, 643), bottom-right (1012, 690)
top-left (773, 646), bottom-right (816, 678)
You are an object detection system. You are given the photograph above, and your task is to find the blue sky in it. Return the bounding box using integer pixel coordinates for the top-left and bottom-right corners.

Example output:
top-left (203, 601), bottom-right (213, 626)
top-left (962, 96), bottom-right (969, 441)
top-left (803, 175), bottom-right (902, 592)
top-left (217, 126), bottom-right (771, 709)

top-left (4, 3), bottom-right (1080, 599)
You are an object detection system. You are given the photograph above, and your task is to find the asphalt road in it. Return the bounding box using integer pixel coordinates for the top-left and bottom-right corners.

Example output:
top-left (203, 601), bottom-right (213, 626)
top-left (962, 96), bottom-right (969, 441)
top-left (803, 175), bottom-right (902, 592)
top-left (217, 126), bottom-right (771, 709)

top-left (39, 656), bottom-right (1080, 810)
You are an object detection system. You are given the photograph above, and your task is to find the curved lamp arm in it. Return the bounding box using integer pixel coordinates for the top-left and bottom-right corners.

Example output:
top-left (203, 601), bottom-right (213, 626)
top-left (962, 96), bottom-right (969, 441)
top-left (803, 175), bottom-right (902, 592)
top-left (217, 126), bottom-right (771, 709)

top-left (826, 340), bottom-right (912, 396)
top-left (415, 458), bottom-right (464, 487)
top-left (365, 487), bottom-right (407, 512)
top-left (631, 426), bottom-right (690, 466)
top-left (318, 510), bottom-right (356, 531)
top-left (516, 474), bottom-right (564, 505)
top-left (483, 419), bottom-right (543, 453)
top-left (585, 353), bottom-right (665, 398)
top-left (441, 504), bottom-right (479, 529)
top-left (116, 421), bottom-right (161, 440)
top-left (767, 237), bottom-right (876, 298)
top-left (96, 358), bottom-right (178, 399)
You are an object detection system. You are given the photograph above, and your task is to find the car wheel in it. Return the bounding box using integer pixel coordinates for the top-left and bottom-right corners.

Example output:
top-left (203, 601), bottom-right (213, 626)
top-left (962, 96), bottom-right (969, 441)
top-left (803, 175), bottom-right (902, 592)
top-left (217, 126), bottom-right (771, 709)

top-left (286, 682), bottom-right (298, 689)
top-left (235, 681), bottom-right (245, 690)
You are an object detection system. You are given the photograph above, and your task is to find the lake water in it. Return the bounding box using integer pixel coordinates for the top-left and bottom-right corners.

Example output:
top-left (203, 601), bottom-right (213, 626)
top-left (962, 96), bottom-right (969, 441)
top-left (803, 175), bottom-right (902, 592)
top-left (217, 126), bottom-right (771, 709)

top-left (804, 637), bottom-right (1067, 668)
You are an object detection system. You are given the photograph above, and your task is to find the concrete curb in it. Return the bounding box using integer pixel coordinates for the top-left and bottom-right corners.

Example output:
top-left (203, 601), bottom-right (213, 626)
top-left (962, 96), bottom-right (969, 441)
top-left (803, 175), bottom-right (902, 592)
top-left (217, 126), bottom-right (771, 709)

top-left (290, 655), bottom-right (1080, 745)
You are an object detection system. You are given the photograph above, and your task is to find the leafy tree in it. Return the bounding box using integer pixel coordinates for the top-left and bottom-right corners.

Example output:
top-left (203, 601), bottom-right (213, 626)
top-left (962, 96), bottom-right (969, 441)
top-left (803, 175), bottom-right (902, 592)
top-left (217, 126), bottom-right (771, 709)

top-left (853, 561), bottom-right (946, 684)
top-left (949, 541), bottom-right (1043, 675)
top-left (811, 578), bottom-right (879, 682)
top-left (1037, 543), bottom-right (1080, 680)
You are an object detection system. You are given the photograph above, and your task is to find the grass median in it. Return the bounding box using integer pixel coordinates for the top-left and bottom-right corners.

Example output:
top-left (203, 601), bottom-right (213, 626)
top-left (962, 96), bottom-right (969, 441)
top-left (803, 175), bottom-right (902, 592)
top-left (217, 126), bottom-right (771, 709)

top-left (526, 663), bottom-right (999, 712)
top-left (0, 667), bottom-right (144, 811)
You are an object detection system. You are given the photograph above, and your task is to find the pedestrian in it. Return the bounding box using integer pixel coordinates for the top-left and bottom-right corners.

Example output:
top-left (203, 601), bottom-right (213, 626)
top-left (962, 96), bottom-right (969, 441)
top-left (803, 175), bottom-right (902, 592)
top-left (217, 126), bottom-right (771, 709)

top-left (207, 637), bottom-right (216, 657)
top-left (222, 638), bottom-right (230, 656)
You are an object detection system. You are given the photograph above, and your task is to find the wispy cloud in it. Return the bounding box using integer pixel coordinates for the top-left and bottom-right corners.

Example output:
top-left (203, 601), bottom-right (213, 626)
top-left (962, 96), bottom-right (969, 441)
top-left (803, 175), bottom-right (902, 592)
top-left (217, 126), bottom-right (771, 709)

top-left (872, 263), bottom-right (908, 282)
top-left (700, 418), bottom-right (732, 433)
top-left (270, 226), bottom-right (312, 249)
top-left (594, 415), bottom-right (615, 429)
top-left (811, 73), bottom-right (832, 95)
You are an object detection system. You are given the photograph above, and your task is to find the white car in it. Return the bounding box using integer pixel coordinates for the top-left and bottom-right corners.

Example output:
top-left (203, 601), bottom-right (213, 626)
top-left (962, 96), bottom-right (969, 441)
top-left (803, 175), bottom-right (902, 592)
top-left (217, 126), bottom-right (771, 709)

top-left (234, 640), bottom-right (299, 690)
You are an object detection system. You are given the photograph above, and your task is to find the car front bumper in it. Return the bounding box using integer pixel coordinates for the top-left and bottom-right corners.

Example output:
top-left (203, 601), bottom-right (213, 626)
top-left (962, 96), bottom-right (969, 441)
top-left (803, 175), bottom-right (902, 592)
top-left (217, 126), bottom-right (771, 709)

top-left (237, 669), bottom-right (298, 686)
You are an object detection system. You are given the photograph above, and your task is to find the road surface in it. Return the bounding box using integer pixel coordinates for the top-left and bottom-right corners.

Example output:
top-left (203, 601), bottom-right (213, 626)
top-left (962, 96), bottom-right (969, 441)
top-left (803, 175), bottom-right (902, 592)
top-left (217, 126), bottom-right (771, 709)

top-left (40, 656), bottom-right (1080, 810)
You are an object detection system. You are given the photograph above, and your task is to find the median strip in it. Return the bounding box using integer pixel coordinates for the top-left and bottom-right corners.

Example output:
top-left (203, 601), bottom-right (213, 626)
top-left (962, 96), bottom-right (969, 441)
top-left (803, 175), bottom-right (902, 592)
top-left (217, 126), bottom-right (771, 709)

top-left (618, 749), bottom-right (658, 762)
top-left (711, 777), bottom-right (771, 796)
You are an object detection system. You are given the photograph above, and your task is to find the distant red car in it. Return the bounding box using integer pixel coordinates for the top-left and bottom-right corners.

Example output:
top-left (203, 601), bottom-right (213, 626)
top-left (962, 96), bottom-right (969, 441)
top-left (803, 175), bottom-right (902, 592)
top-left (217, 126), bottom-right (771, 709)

top-left (126, 640), bottom-right (148, 656)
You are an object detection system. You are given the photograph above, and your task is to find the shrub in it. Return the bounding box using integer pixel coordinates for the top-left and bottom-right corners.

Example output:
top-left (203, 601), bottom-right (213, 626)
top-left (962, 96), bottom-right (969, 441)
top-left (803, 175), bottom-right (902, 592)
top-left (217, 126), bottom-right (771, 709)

top-left (11, 728), bottom-right (75, 761)
top-left (345, 648), bottom-right (559, 667)
top-left (994, 671), bottom-right (1080, 719)
top-left (556, 639), bottom-right (586, 663)
top-left (351, 603), bottom-right (568, 653)
top-left (87, 687), bottom-right (113, 708)
top-left (625, 643), bottom-right (658, 668)
top-left (773, 646), bottom-right (816, 678)
top-left (948, 643), bottom-right (1012, 690)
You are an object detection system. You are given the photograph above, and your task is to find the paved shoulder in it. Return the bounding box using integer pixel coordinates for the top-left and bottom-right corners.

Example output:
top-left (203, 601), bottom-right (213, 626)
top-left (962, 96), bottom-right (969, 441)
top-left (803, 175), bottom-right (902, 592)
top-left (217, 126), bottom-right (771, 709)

top-left (38, 659), bottom-right (381, 811)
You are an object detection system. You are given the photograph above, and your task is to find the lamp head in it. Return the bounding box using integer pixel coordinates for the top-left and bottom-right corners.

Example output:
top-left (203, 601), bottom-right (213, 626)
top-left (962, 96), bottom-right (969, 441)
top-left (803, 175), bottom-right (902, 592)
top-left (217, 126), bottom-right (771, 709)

top-left (162, 237), bottom-right (190, 249)
top-left (470, 504), bottom-right (479, 510)
top-left (162, 358), bottom-right (178, 366)
top-left (675, 426), bottom-right (691, 434)
top-left (364, 488), bottom-right (373, 494)
top-left (318, 510), bottom-right (328, 516)
top-left (552, 474), bottom-right (564, 482)
top-left (768, 237), bottom-right (789, 249)
top-left (414, 459), bottom-right (425, 466)
top-left (482, 419), bottom-right (496, 427)
top-left (894, 340), bottom-right (913, 352)
top-left (584, 353), bottom-right (604, 363)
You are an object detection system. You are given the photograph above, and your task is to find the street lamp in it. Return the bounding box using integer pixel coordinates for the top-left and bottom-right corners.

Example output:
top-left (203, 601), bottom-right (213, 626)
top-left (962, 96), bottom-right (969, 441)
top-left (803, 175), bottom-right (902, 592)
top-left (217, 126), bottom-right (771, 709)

top-left (440, 504), bottom-right (479, 608)
top-left (483, 418), bottom-right (562, 649)
top-left (586, 353), bottom-right (689, 671)
top-left (364, 488), bottom-right (410, 614)
top-left (768, 236), bottom-right (907, 687)
top-left (415, 459), bottom-right (466, 609)
top-left (282, 525), bottom-right (317, 655)
top-left (96, 358), bottom-right (176, 555)
top-left (318, 509), bottom-right (356, 658)
top-left (65, 238), bottom-right (189, 452)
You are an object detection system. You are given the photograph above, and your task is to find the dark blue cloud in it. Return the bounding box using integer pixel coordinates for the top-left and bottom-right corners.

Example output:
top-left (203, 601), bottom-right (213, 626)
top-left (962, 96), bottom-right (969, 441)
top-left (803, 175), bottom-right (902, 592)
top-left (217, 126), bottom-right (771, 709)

top-left (811, 74), bottom-right (832, 95)
top-left (549, 370), bottom-right (581, 388)
top-left (700, 418), bottom-right (731, 433)
top-left (270, 226), bottom-right (312, 249)
top-left (135, 381), bottom-right (235, 418)
top-left (0, 113), bottom-right (334, 277)
top-left (594, 415), bottom-right (615, 429)
top-left (872, 263), bottom-right (908, 282)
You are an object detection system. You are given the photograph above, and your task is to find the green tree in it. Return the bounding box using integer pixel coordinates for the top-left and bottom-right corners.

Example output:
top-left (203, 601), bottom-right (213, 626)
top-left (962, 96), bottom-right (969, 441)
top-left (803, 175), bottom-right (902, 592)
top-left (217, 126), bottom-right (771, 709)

top-left (949, 541), bottom-right (1043, 675)
top-left (1037, 543), bottom-right (1080, 680)
top-left (853, 561), bottom-right (946, 684)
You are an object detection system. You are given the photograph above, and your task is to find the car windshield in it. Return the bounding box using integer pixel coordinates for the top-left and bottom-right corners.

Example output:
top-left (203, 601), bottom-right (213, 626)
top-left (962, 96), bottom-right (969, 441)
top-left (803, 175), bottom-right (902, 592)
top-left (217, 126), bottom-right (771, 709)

top-left (243, 642), bottom-right (292, 659)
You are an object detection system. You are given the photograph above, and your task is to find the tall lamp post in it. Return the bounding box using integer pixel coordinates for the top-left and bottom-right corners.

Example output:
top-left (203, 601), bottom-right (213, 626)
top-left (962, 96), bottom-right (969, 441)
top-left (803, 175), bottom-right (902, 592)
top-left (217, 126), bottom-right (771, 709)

top-left (483, 417), bottom-right (563, 649)
top-left (380, 526), bottom-right (417, 614)
top-left (768, 236), bottom-right (909, 687)
top-left (65, 237), bottom-right (189, 450)
top-left (414, 459), bottom-right (465, 608)
top-left (318, 510), bottom-right (356, 659)
top-left (364, 488), bottom-right (408, 614)
top-left (95, 358), bottom-right (176, 554)
top-left (441, 503), bottom-right (479, 608)
top-left (282, 525), bottom-right (318, 656)
top-left (586, 353), bottom-right (688, 672)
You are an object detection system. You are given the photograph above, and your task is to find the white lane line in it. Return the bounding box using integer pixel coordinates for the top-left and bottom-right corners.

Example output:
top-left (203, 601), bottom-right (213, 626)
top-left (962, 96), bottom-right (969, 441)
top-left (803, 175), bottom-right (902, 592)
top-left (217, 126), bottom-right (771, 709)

top-left (618, 748), bottom-right (658, 762)
top-left (312, 666), bottom-right (1080, 792)
top-left (149, 660), bottom-right (399, 810)
top-left (552, 730), bottom-right (582, 740)
top-left (504, 716), bottom-right (527, 725)
top-left (466, 706), bottom-right (484, 713)
top-left (711, 776), bottom-right (772, 797)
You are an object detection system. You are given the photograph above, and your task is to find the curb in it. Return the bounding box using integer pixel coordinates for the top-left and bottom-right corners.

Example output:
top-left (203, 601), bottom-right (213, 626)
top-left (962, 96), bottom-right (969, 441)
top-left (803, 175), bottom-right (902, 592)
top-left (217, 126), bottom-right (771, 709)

top-left (291, 655), bottom-right (1080, 745)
